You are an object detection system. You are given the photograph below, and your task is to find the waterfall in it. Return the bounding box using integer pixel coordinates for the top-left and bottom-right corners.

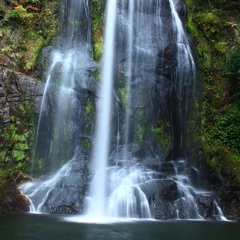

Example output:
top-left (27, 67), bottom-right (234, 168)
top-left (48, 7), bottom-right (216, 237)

top-left (20, 0), bottom-right (227, 221)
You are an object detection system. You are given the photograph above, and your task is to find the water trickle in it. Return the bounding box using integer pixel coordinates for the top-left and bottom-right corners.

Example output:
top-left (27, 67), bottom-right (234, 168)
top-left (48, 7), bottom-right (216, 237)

top-left (123, 0), bottom-right (134, 156)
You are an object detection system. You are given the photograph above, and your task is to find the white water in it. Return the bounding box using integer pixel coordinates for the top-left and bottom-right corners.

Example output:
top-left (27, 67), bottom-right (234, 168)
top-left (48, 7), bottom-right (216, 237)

top-left (86, 0), bottom-right (117, 217)
top-left (106, 166), bottom-right (152, 218)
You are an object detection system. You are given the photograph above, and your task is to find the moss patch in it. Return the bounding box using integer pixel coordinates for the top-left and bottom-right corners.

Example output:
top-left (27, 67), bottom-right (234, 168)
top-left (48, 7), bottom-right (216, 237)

top-left (90, 0), bottom-right (105, 61)
top-left (0, 0), bottom-right (58, 72)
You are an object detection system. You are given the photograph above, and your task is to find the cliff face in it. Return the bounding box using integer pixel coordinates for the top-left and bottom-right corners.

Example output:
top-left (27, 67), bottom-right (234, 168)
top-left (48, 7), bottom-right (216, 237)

top-left (0, 1), bottom-right (57, 215)
top-left (0, 0), bottom-right (58, 172)
top-left (186, 0), bottom-right (240, 220)
top-left (0, 66), bottom-right (44, 171)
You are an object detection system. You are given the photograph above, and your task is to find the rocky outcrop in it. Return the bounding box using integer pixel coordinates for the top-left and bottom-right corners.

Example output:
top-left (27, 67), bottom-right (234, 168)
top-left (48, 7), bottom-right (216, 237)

top-left (20, 148), bottom-right (90, 214)
top-left (0, 66), bottom-right (44, 170)
top-left (0, 66), bottom-right (44, 122)
top-left (0, 170), bottom-right (31, 215)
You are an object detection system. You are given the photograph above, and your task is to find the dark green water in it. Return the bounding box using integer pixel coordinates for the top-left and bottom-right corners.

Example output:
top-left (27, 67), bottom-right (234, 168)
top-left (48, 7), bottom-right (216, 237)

top-left (0, 214), bottom-right (239, 240)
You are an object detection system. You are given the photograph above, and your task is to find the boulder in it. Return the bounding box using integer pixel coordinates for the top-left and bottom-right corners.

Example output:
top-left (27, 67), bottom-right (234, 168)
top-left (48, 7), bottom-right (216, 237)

top-left (0, 171), bottom-right (31, 215)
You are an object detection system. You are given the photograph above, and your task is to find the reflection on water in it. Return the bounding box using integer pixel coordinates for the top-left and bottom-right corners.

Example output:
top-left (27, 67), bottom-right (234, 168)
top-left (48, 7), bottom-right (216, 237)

top-left (0, 214), bottom-right (239, 240)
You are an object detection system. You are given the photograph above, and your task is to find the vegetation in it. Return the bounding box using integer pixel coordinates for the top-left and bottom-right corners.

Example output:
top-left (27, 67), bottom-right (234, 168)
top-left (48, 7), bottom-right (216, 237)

top-left (186, 0), bottom-right (240, 185)
top-left (0, 0), bottom-right (58, 72)
top-left (90, 0), bottom-right (105, 61)
top-left (152, 121), bottom-right (171, 155)
top-left (0, 101), bottom-right (35, 173)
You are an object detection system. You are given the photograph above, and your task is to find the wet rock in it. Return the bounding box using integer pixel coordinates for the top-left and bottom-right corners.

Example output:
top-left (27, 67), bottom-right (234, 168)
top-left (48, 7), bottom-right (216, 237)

top-left (0, 66), bottom-right (45, 119)
top-left (187, 166), bottom-right (199, 187)
top-left (24, 153), bottom-right (90, 214)
top-left (196, 194), bottom-right (214, 219)
top-left (160, 162), bottom-right (176, 175)
top-left (159, 180), bottom-right (179, 202)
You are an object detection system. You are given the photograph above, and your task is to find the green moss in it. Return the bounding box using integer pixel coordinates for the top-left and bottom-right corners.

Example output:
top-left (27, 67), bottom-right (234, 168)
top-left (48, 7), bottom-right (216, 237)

top-left (86, 99), bottom-right (94, 115)
top-left (82, 139), bottom-right (91, 150)
top-left (0, 1), bottom-right (58, 72)
top-left (152, 122), bottom-right (171, 154)
top-left (91, 0), bottom-right (106, 61)
top-left (6, 5), bottom-right (33, 24)
top-left (119, 87), bottom-right (127, 107)
top-left (21, 31), bottom-right (45, 71)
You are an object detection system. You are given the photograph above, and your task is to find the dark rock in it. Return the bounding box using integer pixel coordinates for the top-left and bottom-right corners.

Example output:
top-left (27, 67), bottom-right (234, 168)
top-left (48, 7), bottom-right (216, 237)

top-left (0, 66), bottom-right (45, 119)
top-left (160, 162), bottom-right (176, 175)
top-left (0, 171), bottom-right (31, 215)
top-left (159, 180), bottom-right (179, 202)
top-left (23, 153), bottom-right (90, 214)
top-left (187, 166), bottom-right (199, 187)
top-left (196, 194), bottom-right (214, 219)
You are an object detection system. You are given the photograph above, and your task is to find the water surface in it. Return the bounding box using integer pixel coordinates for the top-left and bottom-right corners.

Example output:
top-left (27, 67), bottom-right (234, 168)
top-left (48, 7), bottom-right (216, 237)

top-left (0, 214), bottom-right (239, 240)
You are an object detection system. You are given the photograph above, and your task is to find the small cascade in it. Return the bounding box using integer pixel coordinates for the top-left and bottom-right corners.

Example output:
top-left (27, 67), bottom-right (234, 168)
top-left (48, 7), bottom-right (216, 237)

top-left (213, 201), bottom-right (229, 221)
top-left (33, 0), bottom-right (92, 173)
top-left (106, 166), bottom-right (151, 218)
top-left (168, 0), bottom-right (196, 158)
top-left (20, 145), bottom-right (92, 214)
top-left (20, 159), bottom-right (74, 212)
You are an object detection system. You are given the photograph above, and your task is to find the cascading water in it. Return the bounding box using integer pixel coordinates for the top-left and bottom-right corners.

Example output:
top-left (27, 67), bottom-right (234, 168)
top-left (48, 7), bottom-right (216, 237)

top-left (20, 0), bottom-right (226, 221)
top-left (33, 0), bottom-right (92, 173)
top-left (20, 0), bottom-right (96, 213)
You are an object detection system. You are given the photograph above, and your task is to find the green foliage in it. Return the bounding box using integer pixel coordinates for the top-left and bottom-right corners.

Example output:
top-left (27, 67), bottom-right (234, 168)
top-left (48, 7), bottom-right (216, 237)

top-left (0, 0), bottom-right (58, 72)
top-left (6, 5), bottom-right (33, 24)
top-left (86, 99), bottom-right (94, 115)
top-left (185, 0), bottom-right (240, 185)
top-left (0, 169), bottom-right (15, 188)
top-left (0, 101), bottom-right (35, 173)
top-left (194, 11), bottom-right (222, 39)
top-left (225, 48), bottom-right (240, 81)
top-left (224, 48), bottom-right (240, 101)
top-left (206, 104), bottom-right (240, 154)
